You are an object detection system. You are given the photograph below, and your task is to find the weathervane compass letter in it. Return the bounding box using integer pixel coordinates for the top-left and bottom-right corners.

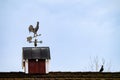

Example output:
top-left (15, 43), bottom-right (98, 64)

top-left (27, 21), bottom-right (42, 47)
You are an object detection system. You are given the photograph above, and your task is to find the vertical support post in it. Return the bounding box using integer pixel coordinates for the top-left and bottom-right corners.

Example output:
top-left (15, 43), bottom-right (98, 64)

top-left (46, 59), bottom-right (49, 74)
top-left (25, 59), bottom-right (28, 73)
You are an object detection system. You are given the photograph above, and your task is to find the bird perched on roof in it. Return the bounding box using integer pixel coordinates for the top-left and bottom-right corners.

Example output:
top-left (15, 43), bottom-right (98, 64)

top-left (99, 65), bottom-right (104, 72)
top-left (29, 21), bottom-right (39, 37)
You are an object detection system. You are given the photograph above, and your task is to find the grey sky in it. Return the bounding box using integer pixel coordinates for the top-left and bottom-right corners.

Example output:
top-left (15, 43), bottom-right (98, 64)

top-left (0, 0), bottom-right (120, 72)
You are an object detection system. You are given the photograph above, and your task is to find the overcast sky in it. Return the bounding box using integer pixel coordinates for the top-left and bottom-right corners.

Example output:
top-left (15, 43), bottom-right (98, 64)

top-left (0, 0), bottom-right (120, 72)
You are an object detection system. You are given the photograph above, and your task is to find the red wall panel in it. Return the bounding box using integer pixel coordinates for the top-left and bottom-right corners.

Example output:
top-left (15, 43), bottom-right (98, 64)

top-left (28, 59), bottom-right (46, 74)
top-left (28, 60), bottom-right (37, 73)
top-left (38, 59), bottom-right (46, 74)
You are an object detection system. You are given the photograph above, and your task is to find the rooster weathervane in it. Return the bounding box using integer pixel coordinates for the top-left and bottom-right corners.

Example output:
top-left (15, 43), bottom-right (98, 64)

top-left (27, 21), bottom-right (42, 47)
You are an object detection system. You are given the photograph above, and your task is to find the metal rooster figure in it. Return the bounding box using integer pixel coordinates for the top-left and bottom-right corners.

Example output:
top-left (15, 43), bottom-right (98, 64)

top-left (29, 22), bottom-right (39, 37)
top-left (27, 21), bottom-right (42, 47)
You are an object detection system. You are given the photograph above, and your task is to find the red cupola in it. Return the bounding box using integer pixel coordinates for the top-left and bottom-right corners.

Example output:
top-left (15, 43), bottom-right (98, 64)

top-left (22, 47), bottom-right (50, 74)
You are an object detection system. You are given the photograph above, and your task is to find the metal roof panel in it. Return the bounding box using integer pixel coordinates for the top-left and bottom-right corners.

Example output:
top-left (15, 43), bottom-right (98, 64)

top-left (23, 47), bottom-right (50, 59)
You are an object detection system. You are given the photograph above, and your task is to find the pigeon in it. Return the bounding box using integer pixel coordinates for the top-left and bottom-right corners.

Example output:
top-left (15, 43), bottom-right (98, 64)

top-left (99, 65), bottom-right (104, 72)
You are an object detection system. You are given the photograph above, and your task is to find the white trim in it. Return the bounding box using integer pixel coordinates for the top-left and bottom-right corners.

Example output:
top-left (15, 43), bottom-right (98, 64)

top-left (46, 59), bottom-right (50, 73)
top-left (25, 59), bottom-right (28, 73)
